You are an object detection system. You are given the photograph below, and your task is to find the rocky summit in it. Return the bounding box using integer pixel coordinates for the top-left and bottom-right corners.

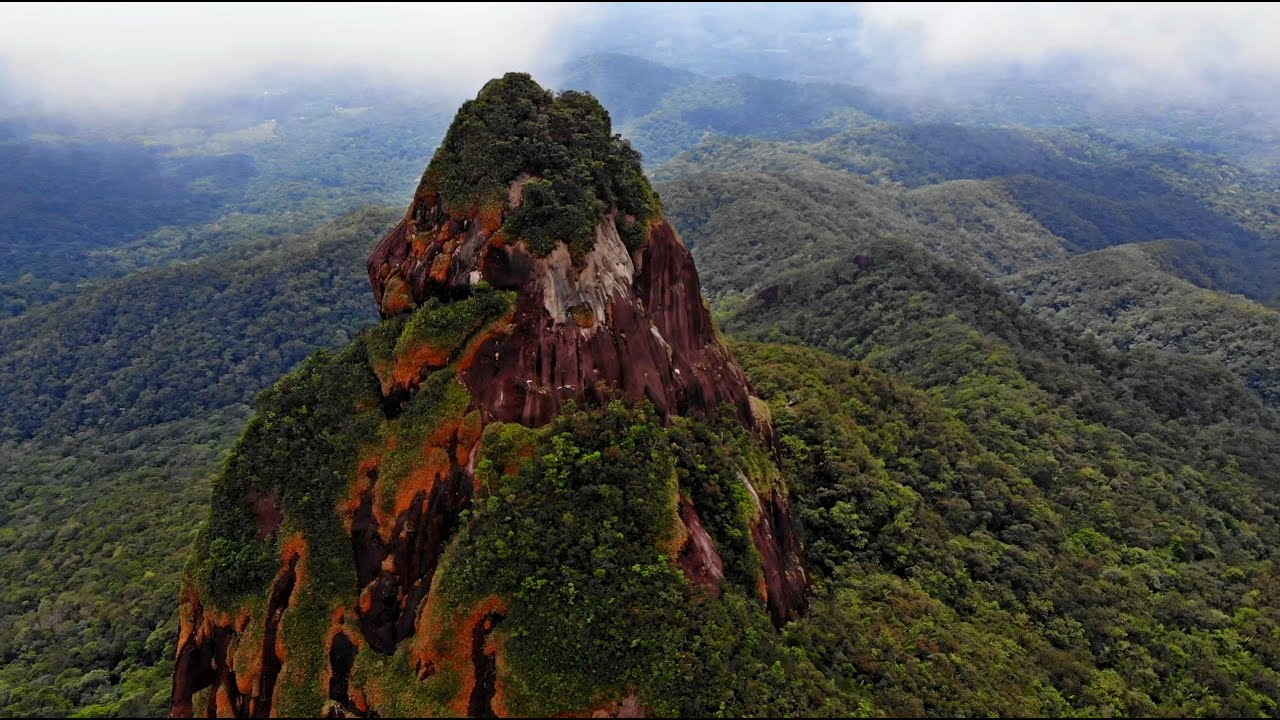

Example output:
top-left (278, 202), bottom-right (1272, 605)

top-left (170, 73), bottom-right (807, 718)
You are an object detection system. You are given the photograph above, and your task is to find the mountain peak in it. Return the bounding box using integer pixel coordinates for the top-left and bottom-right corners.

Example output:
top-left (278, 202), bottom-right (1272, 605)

top-left (171, 74), bottom-right (808, 718)
top-left (367, 74), bottom-right (761, 433)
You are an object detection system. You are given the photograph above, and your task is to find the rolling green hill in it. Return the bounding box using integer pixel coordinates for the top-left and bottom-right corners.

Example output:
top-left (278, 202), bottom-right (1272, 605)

top-left (1006, 241), bottom-right (1280, 407)
top-left (654, 123), bottom-right (1280, 304)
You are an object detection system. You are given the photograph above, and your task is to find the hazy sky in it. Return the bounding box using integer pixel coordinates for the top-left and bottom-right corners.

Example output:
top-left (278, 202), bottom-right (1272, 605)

top-left (0, 2), bottom-right (596, 112)
top-left (1, 2), bottom-right (1277, 115)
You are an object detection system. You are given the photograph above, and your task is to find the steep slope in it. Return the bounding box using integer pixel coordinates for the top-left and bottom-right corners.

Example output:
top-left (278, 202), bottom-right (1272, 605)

top-left (719, 234), bottom-right (1278, 461)
top-left (0, 210), bottom-right (399, 717)
top-left (734, 341), bottom-right (1280, 717)
top-left (171, 74), bottom-right (809, 718)
top-left (705, 225), bottom-right (1280, 714)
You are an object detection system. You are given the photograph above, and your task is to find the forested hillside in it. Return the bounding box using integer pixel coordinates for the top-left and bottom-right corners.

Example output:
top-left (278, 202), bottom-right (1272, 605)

top-left (0, 210), bottom-right (396, 715)
top-left (656, 129), bottom-right (1280, 304)
top-left (0, 87), bottom-right (447, 317)
top-left (1006, 242), bottom-right (1280, 407)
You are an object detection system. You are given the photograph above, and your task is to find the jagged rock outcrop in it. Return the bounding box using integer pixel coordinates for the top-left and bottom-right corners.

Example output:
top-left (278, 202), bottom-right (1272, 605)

top-left (171, 73), bottom-right (807, 718)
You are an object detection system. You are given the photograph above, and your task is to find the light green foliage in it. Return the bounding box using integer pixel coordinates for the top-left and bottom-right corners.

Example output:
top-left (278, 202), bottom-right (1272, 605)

top-left (395, 288), bottom-right (516, 362)
top-left (348, 642), bottom-right (460, 718)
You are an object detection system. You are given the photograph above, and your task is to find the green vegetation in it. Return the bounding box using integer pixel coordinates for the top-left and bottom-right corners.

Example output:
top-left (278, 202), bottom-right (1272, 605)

top-left (437, 401), bottom-right (868, 717)
top-left (1007, 241), bottom-right (1280, 407)
top-left (192, 341), bottom-right (381, 605)
top-left (566, 54), bottom-right (890, 166)
top-left (7, 54), bottom-right (1280, 718)
top-left (0, 409), bottom-right (246, 718)
top-left (0, 85), bottom-right (451, 318)
top-left (440, 403), bottom-right (690, 715)
top-left (422, 73), bottom-right (659, 256)
top-left (657, 123), bottom-right (1280, 304)
top-left (0, 206), bottom-right (398, 442)
top-left (732, 333), bottom-right (1280, 716)
top-left (658, 169), bottom-right (1067, 296)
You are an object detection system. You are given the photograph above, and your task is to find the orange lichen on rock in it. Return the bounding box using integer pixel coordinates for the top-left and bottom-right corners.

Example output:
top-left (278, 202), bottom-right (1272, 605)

top-left (272, 535), bottom-right (309, 670)
top-left (388, 342), bottom-right (451, 395)
top-left (279, 534), bottom-right (309, 590)
top-left (231, 608), bottom-right (265, 697)
top-left (380, 274), bottom-right (415, 317)
top-left (318, 609), bottom-right (360, 712)
top-left (214, 685), bottom-right (237, 717)
top-left (450, 301), bottom-right (518, 377)
top-left (411, 594), bottom-right (509, 715)
top-left (477, 200), bottom-right (506, 237)
top-left (393, 446), bottom-right (451, 520)
top-left (176, 585), bottom-right (203, 649)
top-left (430, 241), bottom-right (457, 283)
top-left (342, 455), bottom-right (383, 531)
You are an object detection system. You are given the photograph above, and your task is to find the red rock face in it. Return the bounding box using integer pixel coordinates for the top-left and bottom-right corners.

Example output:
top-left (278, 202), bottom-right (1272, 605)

top-left (677, 499), bottom-right (725, 592)
top-left (368, 190), bottom-right (762, 433)
top-left (365, 180), bottom-right (807, 628)
top-left (175, 75), bottom-right (809, 718)
top-left (750, 488), bottom-right (810, 626)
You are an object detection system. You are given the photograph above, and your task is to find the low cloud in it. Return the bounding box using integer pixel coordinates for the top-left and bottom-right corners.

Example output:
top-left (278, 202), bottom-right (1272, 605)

top-left (855, 3), bottom-right (1280, 97)
top-left (0, 2), bottom-right (595, 115)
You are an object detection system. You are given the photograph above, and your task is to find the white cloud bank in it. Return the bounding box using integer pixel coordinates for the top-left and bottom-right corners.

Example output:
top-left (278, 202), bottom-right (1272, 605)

top-left (2, 3), bottom-right (1277, 115)
top-left (0, 2), bottom-right (595, 113)
top-left (856, 2), bottom-right (1280, 95)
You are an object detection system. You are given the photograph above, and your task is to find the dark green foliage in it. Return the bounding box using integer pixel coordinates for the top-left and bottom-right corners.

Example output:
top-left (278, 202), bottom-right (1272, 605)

top-left (561, 53), bottom-right (699, 126)
top-left (1006, 241), bottom-right (1280, 407)
top-left (0, 409), bottom-right (246, 718)
top-left (8, 54), bottom-right (1280, 719)
top-left (422, 74), bottom-right (659, 256)
top-left (197, 341), bottom-right (381, 606)
top-left (734, 341), bottom-right (1280, 717)
top-left (440, 401), bottom-right (869, 717)
top-left (440, 402), bottom-right (688, 715)
top-left (0, 206), bottom-right (397, 442)
top-left (0, 87), bottom-right (452, 317)
top-left (657, 169), bottom-right (1067, 296)
top-left (566, 55), bottom-right (890, 165)
top-left (659, 122), bottom-right (1280, 303)
top-left (714, 231), bottom-right (1277, 446)
top-left (667, 417), bottom-right (761, 588)
top-left (0, 140), bottom-right (244, 292)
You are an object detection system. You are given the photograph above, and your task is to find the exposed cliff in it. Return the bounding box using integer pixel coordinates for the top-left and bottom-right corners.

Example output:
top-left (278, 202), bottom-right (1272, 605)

top-left (171, 73), bottom-right (808, 718)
